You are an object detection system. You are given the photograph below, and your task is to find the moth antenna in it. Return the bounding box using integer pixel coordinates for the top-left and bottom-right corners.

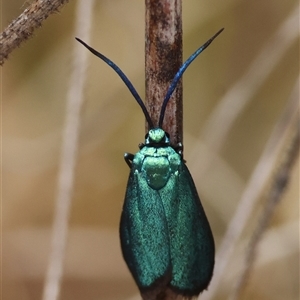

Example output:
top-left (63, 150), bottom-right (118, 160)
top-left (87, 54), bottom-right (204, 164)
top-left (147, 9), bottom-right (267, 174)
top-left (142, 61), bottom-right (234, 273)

top-left (76, 38), bottom-right (154, 128)
top-left (158, 28), bottom-right (224, 128)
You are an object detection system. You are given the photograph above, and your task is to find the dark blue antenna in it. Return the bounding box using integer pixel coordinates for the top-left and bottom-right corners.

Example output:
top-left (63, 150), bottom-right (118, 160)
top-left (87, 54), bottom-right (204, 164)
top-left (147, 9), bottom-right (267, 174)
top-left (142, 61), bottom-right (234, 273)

top-left (75, 37), bottom-right (154, 128)
top-left (158, 28), bottom-right (224, 128)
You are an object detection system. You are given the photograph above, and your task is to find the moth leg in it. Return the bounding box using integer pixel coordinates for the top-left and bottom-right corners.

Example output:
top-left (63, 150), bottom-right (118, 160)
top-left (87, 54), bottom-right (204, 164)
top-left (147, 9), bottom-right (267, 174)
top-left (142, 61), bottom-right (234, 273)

top-left (138, 142), bottom-right (145, 149)
top-left (124, 153), bottom-right (134, 168)
top-left (174, 142), bottom-right (185, 160)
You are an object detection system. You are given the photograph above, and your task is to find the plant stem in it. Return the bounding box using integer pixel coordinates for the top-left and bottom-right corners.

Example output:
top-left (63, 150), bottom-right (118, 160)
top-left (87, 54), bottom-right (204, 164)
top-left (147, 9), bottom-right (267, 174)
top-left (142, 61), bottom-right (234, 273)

top-left (0, 0), bottom-right (69, 65)
top-left (145, 0), bottom-right (182, 146)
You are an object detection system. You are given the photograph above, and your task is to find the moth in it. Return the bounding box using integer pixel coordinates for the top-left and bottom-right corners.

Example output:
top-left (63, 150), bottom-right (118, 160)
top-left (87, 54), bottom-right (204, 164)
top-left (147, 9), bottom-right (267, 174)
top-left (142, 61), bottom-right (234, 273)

top-left (76, 28), bottom-right (223, 299)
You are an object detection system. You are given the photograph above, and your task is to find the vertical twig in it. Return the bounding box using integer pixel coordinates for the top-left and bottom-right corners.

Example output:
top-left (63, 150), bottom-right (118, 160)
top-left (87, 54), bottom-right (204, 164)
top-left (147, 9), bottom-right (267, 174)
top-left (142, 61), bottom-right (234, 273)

top-left (144, 2), bottom-right (183, 300)
top-left (145, 0), bottom-right (182, 146)
top-left (42, 1), bottom-right (95, 300)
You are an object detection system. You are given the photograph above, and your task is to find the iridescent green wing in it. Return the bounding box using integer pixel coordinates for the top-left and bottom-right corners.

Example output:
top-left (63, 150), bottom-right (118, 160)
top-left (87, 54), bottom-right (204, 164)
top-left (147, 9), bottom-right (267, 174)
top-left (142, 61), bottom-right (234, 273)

top-left (160, 163), bottom-right (215, 296)
top-left (120, 167), bottom-right (171, 293)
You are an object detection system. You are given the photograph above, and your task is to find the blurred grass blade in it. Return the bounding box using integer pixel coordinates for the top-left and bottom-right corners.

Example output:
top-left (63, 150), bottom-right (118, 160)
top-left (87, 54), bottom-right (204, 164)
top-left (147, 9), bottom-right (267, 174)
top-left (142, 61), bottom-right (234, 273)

top-left (42, 1), bottom-right (95, 300)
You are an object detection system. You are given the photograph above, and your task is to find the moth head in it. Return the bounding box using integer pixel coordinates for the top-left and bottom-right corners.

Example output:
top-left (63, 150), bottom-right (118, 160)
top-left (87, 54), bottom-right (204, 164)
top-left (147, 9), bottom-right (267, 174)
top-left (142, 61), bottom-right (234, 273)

top-left (146, 128), bottom-right (169, 144)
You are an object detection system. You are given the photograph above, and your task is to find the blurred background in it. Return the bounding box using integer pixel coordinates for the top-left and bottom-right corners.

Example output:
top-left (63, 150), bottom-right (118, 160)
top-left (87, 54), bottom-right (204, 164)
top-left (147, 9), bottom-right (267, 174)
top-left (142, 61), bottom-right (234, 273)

top-left (2, 0), bottom-right (299, 299)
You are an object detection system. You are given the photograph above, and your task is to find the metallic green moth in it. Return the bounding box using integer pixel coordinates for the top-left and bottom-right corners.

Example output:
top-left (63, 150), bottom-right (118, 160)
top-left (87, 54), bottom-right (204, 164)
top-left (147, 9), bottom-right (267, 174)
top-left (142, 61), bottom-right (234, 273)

top-left (76, 27), bottom-right (223, 299)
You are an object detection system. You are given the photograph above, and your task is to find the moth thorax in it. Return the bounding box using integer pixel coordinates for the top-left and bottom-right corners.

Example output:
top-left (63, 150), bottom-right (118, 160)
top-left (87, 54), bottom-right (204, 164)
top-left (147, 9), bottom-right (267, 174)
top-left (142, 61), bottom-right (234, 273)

top-left (147, 128), bottom-right (168, 144)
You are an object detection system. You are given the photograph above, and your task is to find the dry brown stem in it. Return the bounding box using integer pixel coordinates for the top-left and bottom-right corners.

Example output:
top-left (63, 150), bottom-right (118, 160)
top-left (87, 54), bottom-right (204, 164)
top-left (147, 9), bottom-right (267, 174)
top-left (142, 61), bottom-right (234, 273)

top-left (0, 0), bottom-right (69, 65)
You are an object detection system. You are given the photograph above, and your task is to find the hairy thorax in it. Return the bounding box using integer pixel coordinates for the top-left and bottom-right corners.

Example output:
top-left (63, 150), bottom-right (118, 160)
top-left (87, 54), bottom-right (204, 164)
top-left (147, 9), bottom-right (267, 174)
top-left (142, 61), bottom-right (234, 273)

top-left (133, 146), bottom-right (181, 190)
